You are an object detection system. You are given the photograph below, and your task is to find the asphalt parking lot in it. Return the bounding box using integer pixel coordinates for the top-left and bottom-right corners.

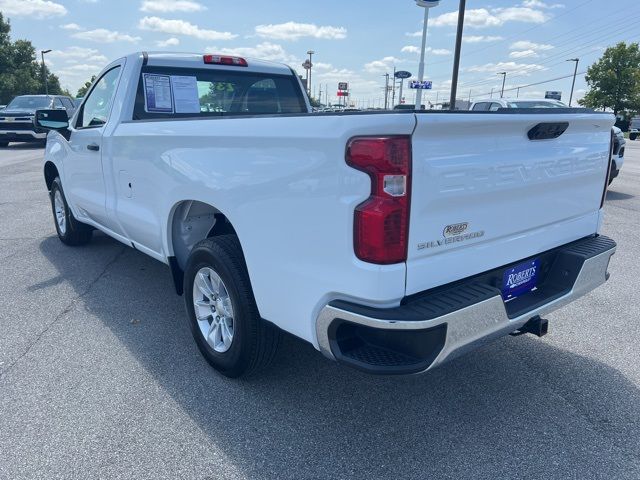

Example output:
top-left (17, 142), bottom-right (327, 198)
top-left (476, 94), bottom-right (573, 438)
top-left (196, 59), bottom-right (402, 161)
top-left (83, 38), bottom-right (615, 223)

top-left (0, 141), bottom-right (639, 480)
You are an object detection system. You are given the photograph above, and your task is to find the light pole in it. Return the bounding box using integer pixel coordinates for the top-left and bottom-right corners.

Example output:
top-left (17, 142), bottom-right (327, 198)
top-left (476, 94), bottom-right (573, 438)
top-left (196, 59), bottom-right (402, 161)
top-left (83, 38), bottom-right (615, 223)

top-left (415, 0), bottom-right (440, 110)
top-left (449, 0), bottom-right (466, 110)
top-left (383, 73), bottom-right (390, 110)
top-left (307, 50), bottom-right (315, 98)
top-left (41, 49), bottom-right (52, 95)
top-left (498, 72), bottom-right (507, 98)
top-left (567, 58), bottom-right (579, 106)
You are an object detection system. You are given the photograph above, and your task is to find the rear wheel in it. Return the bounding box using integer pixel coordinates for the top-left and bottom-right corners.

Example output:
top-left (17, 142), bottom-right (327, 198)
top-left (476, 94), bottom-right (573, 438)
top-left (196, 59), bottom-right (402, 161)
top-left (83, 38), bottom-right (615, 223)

top-left (0, 141), bottom-right (8, 148)
top-left (50, 177), bottom-right (93, 245)
top-left (184, 236), bottom-right (280, 378)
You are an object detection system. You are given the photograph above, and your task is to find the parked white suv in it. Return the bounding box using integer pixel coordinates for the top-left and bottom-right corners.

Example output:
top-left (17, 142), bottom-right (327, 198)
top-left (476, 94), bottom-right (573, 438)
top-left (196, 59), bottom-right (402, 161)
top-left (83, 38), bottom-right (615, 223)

top-left (36, 53), bottom-right (617, 377)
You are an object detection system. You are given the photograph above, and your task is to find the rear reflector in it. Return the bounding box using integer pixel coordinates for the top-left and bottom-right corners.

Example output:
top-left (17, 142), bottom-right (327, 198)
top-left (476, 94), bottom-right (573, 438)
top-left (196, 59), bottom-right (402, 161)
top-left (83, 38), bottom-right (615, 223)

top-left (346, 136), bottom-right (412, 265)
top-left (203, 55), bottom-right (248, 67)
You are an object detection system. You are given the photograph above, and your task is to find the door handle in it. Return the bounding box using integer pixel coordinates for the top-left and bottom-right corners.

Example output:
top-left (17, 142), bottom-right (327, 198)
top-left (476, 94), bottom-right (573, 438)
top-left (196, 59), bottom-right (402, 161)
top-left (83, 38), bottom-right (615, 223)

top-left (87, 143), bottom-right (100, 152)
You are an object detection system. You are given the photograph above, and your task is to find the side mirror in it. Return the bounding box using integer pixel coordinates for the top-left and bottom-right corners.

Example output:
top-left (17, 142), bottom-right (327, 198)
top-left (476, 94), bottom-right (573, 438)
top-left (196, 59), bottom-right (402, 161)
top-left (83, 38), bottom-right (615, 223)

top-left (35, 109), bottom-right (69, 131)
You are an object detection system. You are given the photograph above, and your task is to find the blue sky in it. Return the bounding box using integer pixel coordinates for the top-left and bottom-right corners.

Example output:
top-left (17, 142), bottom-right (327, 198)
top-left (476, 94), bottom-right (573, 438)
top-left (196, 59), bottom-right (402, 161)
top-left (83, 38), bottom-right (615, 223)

top-left (1, 0), bottom-right (639, 106)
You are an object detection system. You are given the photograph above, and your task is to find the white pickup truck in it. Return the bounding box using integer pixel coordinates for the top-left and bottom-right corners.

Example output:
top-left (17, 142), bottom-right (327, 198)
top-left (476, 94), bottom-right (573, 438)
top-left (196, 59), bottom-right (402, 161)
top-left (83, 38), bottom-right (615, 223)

top-left (37, 52), bottom-right (617, 377)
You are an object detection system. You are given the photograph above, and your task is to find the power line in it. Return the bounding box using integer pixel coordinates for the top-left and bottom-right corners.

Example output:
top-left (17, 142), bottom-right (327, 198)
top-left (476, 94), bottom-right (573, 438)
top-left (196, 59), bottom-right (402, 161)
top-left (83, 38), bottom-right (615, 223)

top-left (425, 7), bottom-right (640, 88)
top-left (453, 27), bottom-right (640, 92)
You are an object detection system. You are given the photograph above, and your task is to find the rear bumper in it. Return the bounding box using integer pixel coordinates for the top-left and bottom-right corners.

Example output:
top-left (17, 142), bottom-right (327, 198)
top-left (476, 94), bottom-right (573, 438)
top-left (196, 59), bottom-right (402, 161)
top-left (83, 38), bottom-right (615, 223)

top-left (316, 235), bottom-right (616, 375)
top-left (0, 130), bottom-right (46, 142)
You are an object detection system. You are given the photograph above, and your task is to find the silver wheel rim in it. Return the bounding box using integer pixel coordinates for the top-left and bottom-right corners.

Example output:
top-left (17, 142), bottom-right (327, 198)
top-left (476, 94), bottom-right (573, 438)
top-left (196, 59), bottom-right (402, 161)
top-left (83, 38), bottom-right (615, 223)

top-left (192, 267), bottom-right (235, 353)
top-left (54, 190), bottom-right (66, 235)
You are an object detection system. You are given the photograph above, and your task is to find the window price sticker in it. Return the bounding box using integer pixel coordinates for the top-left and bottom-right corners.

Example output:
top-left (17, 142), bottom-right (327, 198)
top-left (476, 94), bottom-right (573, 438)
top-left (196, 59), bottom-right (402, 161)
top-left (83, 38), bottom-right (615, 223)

top-left (143, 73), bottom-right (174, 113)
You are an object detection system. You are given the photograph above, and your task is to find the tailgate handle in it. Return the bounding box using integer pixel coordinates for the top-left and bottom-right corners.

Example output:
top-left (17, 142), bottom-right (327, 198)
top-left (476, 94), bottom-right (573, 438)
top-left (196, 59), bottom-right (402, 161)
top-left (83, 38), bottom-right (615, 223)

top-left (528, 122), bottom-right (569, 140)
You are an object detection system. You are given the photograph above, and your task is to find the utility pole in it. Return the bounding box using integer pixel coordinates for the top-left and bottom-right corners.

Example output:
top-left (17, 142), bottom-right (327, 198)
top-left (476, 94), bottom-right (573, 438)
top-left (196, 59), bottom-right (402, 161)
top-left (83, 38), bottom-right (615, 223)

top-left (498, 72), bottom-right (507, 98)
top-left (306, 50), bottom-right (315, 98)
top-left (490, 87), bottom-right (494, 99)
top-left (383, 73), bottom-right (390, 110)
top-left (567, 58), bottom-right (579, 106)
top-left (391, 67), bottom-right (397, 108)
top-left (41, 49), bottom-right (52, 95)
top-left (449, 0), bottom-right (466, 110)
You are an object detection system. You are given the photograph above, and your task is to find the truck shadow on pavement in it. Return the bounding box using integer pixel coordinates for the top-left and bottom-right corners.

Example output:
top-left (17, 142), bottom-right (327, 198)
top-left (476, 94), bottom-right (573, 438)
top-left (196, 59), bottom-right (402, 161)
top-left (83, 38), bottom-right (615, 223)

top-left (606, 190), bottom-right (635, 201)
top-left (38, 233), bottom-right (640, 479)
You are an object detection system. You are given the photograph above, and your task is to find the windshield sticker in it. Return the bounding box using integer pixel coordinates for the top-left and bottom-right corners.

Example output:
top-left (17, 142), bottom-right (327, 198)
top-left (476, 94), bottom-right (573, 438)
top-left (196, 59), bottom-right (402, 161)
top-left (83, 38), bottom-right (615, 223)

top-left (143, 73), bottom-right (173, 114)
top-left (171, 75), bottom-right (201, 114)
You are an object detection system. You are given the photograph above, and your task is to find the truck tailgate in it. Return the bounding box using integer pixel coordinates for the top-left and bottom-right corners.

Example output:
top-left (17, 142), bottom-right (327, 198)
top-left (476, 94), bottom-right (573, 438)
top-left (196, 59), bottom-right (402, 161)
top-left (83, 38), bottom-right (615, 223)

top-left (406, 111), bottom-right (614, 296)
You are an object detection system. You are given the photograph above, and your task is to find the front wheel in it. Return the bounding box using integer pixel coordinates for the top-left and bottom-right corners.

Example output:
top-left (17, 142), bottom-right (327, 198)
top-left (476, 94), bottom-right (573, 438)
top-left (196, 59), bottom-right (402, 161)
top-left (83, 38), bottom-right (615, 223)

top-left (630, 133), bottom-right (638, 141)
top-left (50, 177), bottom-right (93, 246)
top-left (0, 141), bottom-right (8, 148)
top-left (184, 236), bottom-right (280, 378)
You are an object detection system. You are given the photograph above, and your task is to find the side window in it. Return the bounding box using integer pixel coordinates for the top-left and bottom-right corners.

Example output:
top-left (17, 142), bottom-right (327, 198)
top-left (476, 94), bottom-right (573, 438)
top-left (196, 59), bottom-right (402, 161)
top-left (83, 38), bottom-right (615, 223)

top-left (61, 98), bottom-right (74, 110)
top-left (472, 102), bottom-right (489, 111)
top-left (489, 103), bottom-right (501, 111)
top-left (77, 66), bottom-right (121, 128)
top-left (54, 98), bottom-right (64, 109)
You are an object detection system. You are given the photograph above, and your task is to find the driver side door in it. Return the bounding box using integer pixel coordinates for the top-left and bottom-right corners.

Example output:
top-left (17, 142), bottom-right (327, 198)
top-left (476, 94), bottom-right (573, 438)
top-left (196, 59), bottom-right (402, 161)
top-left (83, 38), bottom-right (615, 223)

top-left (64, 66), bottom-right (122, 230)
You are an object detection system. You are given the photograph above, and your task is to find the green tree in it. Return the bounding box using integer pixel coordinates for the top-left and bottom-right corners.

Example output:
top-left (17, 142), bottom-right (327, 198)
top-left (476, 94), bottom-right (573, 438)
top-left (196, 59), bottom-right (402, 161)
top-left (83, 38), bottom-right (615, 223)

top-left (579, 42), bottom-right (640, 115)
top-left (0, 13), bottom-right (68, 104)
top-left (76, 76), bottom-right (96, 98)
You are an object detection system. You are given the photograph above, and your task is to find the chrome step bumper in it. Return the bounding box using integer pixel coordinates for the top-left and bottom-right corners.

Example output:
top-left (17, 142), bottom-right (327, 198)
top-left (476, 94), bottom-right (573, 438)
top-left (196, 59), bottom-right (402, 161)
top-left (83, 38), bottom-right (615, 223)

top-left (316, 235), bottom-right (616, 374)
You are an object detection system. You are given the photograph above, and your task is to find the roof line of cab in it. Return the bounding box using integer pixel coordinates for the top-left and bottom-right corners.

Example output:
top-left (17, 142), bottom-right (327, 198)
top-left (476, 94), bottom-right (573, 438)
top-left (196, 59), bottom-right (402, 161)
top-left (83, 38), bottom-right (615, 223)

top-left (132, 51), bottom-right (294, 76)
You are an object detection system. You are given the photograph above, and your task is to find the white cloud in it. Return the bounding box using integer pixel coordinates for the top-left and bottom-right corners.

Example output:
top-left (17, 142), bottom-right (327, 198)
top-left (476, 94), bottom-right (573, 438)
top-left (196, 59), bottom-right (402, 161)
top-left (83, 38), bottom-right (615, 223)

top-left (139, 16), bottom-right (237, 40)
top-left (463, 35), bottom-right (504, 43)
top-left (140, 0), bottom-right (206, 13)
top-left (510, 40), bottom-right (554, 51)
top-left (60, 23), bottom-right (82, 31)
top-left (156, 37), bottom-right (180, 47)
top-left (402, 46), bottom-right (450, 55)
top-left (431, 7), bottom-right (548, 28)
top-left (467, 61), bottom-right (547, 75)
top-left (254, 22), bottom-right (346, 41)
top-left (47, 46), bottom-right (108, 64)
top-left (73, 28), bottom-right (141, 43)
top-left (364, 56), bottom-right (401, 73)
top-left (494, 7), bottom-right (548, 24)
top-left (401, 46), bottom-right (420, 54)
top-left (432, 9), bottom-right (501, 28)
top-left (204, 42), bottom-right (297, 63)
top-left (57, 63), bottom-right (103, 74)
top-left (0, 0), bottom-right (67, 18)
top-left (522, 0), bottom-right (564, 9)
top-left (510, 50), bottom-right (538, 58)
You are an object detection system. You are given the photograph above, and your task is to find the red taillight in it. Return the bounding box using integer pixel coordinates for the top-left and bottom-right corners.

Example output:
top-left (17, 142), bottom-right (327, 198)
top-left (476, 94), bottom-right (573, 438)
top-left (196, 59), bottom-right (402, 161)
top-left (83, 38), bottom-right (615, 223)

top-left (346, 136), bottom-right (411, 264)
top-left (203, 55), bottom-right (248, 67)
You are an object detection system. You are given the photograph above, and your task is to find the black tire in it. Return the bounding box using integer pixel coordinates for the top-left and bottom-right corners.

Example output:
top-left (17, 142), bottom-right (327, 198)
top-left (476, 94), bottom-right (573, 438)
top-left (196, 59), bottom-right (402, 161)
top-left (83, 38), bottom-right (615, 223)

top-left (50, 177), bottom-right (93, 246)
top-left (0, 141), bottom-right (8, 148)
top-left (630, 133), bottom-right (638, 141)
top-left (183, 236), bottom-right (280, 378)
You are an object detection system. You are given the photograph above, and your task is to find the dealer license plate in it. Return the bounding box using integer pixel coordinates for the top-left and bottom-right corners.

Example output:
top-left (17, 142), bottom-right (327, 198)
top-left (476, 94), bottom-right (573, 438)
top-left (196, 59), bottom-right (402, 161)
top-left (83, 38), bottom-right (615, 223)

top-left (501, 259), bottom-right (539, 301)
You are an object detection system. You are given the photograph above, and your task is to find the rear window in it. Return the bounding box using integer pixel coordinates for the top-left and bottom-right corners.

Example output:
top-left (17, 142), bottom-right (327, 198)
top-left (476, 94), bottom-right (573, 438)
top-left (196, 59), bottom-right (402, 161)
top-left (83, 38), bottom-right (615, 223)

top-left (507, 100), bottom-right (565, 108)
top-left (133, 66), bottom-right (306, 120)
